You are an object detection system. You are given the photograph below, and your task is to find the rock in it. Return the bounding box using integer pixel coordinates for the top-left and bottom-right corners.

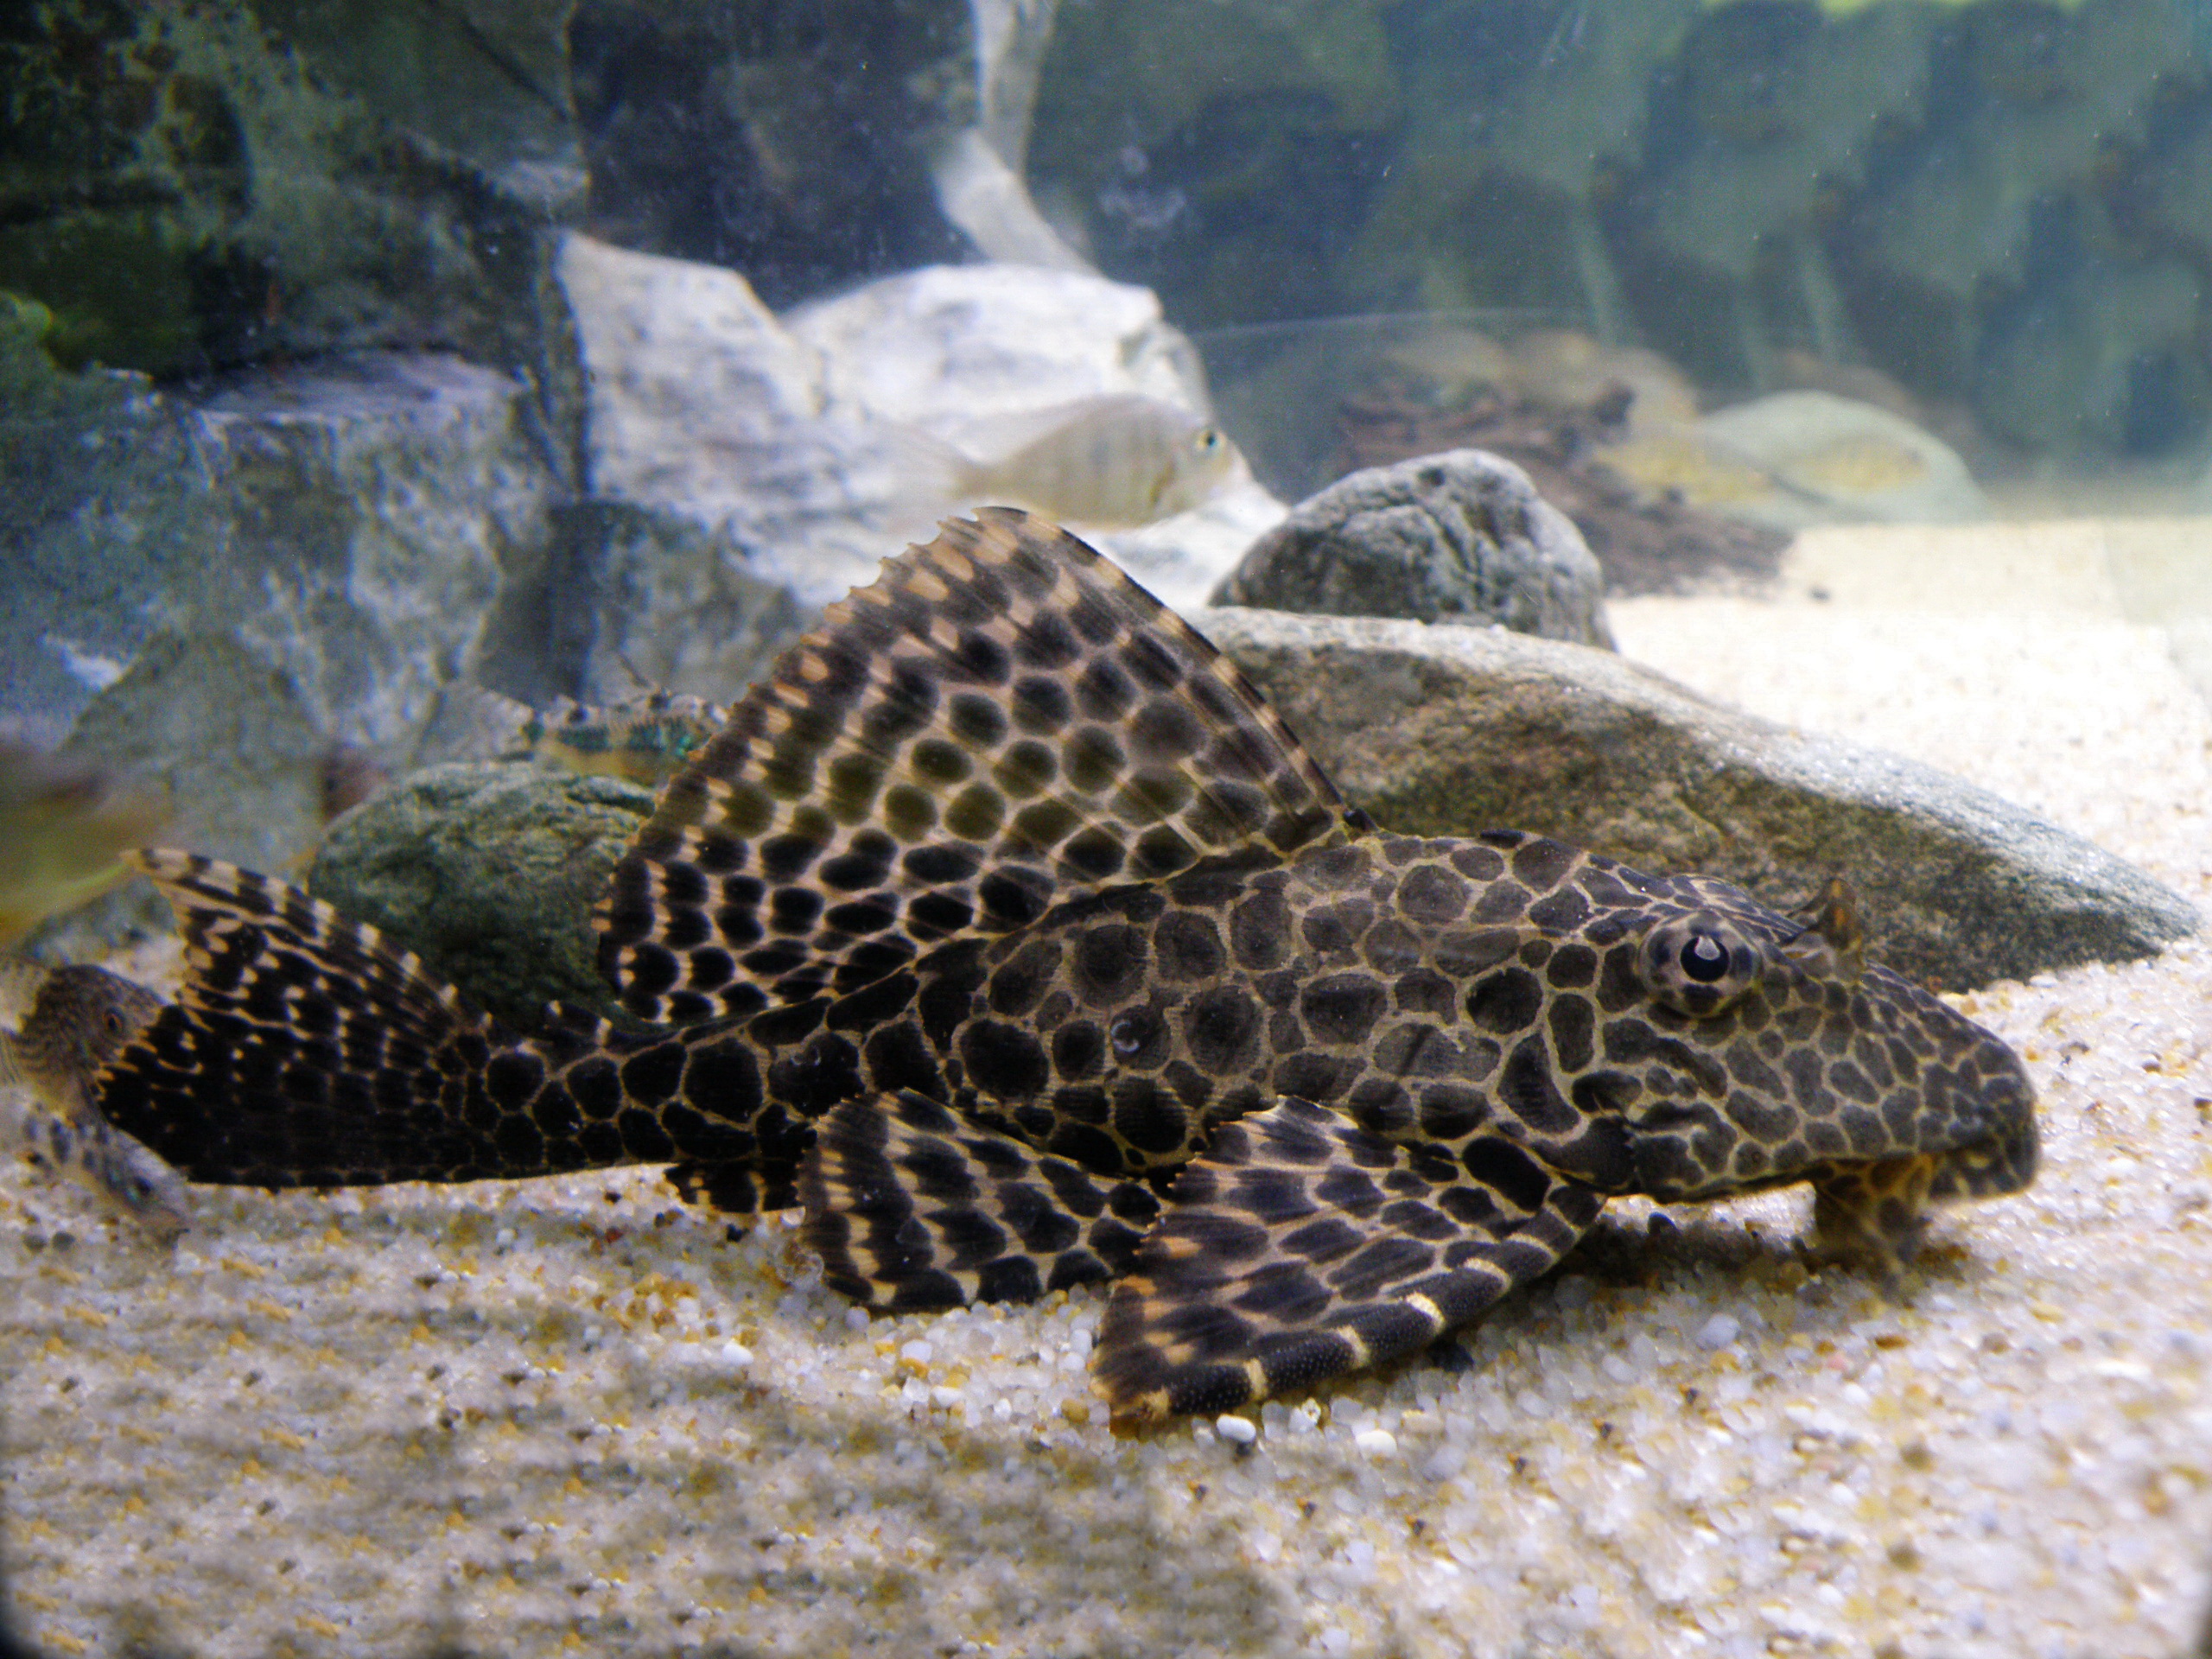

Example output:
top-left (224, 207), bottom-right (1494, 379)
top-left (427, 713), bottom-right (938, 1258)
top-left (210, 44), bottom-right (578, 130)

top-left (560, 233), bottom-right (834, 509)
top-left (186, 356), bottom-right (560, 749)
top-left (1028, 0), bottom-right (1402, 294)
top-left (555, 232), bottom-right (896, 620)
top-left (786, 263), bottom-right (1210, 428)
top-left (1598, 391), bottom-right (1986, 532)
top-left (1, 1), bottom-right (582, 420)
top-left (298, 594), bottom-right (2196, 1022)
top-left (60, 634), bottom-right (333, 886)
top-left (574, 503), bottom-right (810, 708)
top-left (1324, 351), bottom-right (1789, 597)
top-left (788, 261), bottom-right (1281, 608)
top-left (1211, 450), bottom-right (1615, 649)
top-left (6, 350), bottom-right (564, 957)
top-left (0, 299), bottom-right (197, 749)
top-left (568, 0), bottom-right (974, 306)
top-left (1972, 252), bottom-right (2205, 458)
top-left (252, 0), bottom-right (586, 200)
top-left (929, 128), bottom-right (1093, 273)
top-left (309, 763), bottom-right (653, 1029)
top-left (561, 239), bottom-right (1275, 626)
top-left (1189, 605), bottom-right (2197, 990)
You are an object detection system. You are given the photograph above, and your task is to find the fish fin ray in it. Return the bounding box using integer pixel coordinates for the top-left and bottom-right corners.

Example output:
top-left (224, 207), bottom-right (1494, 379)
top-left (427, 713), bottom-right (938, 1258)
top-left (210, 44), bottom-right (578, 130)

top-left (105, 851), bottom-right (620, 1187)
top-left (799, 1088), bottom-right (1160, 1313)
top-left (597, 508), bottom-right (1356, 1022)
top-left (1096, 1098), bottom-right (1603, 1425)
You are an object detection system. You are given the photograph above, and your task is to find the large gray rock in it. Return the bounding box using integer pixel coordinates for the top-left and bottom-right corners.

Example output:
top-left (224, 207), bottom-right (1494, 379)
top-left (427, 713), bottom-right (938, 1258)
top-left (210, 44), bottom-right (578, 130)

top-left (575, 503), bottom-right (810, 708)
top-left (1211, 450), bottom-right (1616, 650)
top-left (310, 763), bottom-right (652, 1029)
top-left (1190, 605), bottom-right (2197, 991)
top-left (295, 605), bottom-right (2196, 1024)
top-left (9, 352), bottom-right (565, 961)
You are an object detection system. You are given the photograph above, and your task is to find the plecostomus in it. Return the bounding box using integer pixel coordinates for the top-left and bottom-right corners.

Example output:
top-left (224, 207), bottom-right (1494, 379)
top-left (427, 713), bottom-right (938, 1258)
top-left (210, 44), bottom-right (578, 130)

top-left (91, 510), bottom-right (2035, 1421)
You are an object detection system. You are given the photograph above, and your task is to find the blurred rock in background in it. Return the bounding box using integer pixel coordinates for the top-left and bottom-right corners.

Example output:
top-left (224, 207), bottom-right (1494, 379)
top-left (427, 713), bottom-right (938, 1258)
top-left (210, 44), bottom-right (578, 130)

top-left (7, 0), bottom-right (2209, 957)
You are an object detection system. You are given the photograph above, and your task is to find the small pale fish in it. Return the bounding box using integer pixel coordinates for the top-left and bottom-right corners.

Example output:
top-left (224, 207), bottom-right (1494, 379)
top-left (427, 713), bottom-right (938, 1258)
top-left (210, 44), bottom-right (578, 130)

top-left (1, 962), bottom-right (189, 1244)
top-left (512, 692), bottom-right (732, 789)
top-left (0, 743), bottom-right (170, 946)
top-left (947, 395), bottom-right (1243, 528)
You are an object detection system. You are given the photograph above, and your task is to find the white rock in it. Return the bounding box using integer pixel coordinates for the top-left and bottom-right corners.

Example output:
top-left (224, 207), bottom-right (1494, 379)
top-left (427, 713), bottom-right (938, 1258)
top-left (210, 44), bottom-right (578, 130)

top-left (557, 238), bottom-right (1281, 690)
top-left (794, 264), bottom-right (1287, 608)
top-left (785, 263), bottom-right (1207, 435)
top-left (929, 128), bottom-right (1091, 272)
top-left (557, 232), bottom-right (896, 619)
top-left (559, 232), bottom-right (828, 495)
top-left (1215, 1414), bottom-right (1258, 1445)
top-left (1694, 1313), bottom-right (1743, 1352)
top-left (1352, 1427), bottom-right (1399, 1459)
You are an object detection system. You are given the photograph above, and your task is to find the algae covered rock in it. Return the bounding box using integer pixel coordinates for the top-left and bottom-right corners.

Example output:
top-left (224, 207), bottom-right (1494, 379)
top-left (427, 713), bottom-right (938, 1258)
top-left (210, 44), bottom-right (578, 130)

top-left (0, 1), bottom-right (582, 397)
top-left (308, 763), bottom-right (652, 1029)
top-left (569, 0), bottom-right (975, 305)
top-left (1211, 449), bottom-right (1615, 648)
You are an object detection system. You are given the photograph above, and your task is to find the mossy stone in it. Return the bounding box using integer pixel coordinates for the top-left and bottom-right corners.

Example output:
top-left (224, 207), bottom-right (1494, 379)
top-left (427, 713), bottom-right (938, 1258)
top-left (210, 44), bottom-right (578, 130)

top-left (308, 763), bottom-right (653, 1030)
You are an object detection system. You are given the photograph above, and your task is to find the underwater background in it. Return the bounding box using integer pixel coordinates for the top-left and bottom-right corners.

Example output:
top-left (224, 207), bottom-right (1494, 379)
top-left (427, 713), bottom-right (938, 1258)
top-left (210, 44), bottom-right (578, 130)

top-left (7, 7), bottom-right (2212, 1658)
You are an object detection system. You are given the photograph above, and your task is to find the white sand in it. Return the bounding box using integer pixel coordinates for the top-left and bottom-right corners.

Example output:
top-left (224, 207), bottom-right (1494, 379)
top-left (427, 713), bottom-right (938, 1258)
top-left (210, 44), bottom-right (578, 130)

top-left (7, 543), bottom-right (2212, 1658)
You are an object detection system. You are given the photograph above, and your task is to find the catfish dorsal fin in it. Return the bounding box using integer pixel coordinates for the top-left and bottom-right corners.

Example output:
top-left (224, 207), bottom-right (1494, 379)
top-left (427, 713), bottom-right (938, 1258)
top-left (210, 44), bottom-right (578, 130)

top-left (597, 508), bottom-right (1358, 1022)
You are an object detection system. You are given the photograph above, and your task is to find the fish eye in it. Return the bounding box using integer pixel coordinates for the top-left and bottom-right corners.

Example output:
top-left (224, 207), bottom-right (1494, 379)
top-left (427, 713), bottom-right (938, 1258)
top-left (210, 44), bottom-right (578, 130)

top-left (1641, 915), bottom-right (1758, 1016)
top-left (1678, 933), bottom-right (1731, 983)
top-left (1194, 427), bottom-right (1223, 452)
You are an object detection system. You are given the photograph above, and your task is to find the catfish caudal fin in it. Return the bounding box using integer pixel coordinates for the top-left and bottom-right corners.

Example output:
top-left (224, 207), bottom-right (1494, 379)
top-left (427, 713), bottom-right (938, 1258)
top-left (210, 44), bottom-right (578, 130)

top-left (99, 851), bottom-right (662, 1189)
top-left (800, 1090), bottom-right (1160, 1312)
top-left (1094, 1098), bottom-right (1605, 1426)
top-left (597, 508), bottom-right (1359, 1025)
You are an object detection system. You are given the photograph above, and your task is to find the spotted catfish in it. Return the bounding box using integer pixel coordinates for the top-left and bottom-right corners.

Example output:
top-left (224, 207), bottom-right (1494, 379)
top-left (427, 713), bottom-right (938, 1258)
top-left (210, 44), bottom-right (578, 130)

top-left (94, 509), bottom-right (2036, 1424)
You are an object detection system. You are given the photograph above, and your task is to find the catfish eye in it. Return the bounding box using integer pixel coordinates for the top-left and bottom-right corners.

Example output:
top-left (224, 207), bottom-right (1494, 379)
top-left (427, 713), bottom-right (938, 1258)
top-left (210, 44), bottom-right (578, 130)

top-left (1679, 932), bottom-right (1731, 983)
top-left (1194, 426), bottom-right (1224, 453)
top-left (1642, 913), bottom-right (1758, 1016)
